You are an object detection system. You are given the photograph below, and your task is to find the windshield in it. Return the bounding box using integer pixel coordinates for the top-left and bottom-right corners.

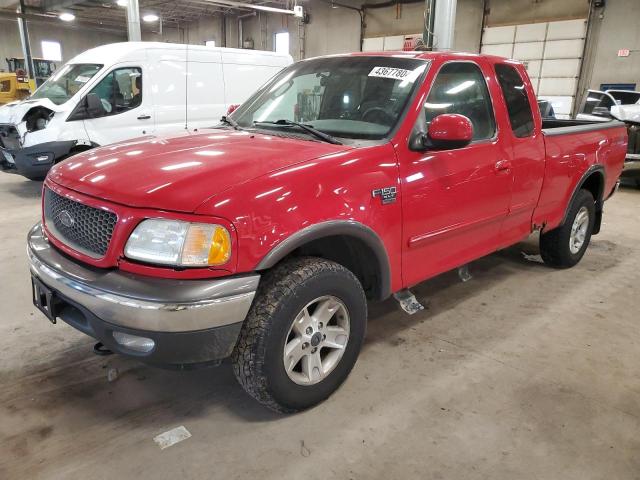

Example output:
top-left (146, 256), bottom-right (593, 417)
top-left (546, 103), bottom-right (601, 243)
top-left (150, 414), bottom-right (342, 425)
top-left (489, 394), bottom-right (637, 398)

top-left (608, 90), bottom-right (640, 105)
top-left (30, 63), bottom-right (102, 105)
top-left (232, 56), bottom-right (428, 141)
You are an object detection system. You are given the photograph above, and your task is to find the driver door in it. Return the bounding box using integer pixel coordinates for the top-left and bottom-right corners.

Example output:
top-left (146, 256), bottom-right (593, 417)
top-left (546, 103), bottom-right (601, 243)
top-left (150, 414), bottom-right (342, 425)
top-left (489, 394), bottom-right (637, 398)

top-left (399, 60), bottom-right (513, 287)
top-left (82, 66), bottom-right (154, 146)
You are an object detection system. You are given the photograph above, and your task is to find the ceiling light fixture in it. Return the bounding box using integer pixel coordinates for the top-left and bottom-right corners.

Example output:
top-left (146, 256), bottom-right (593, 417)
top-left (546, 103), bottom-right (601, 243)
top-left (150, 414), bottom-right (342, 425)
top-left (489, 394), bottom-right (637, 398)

top-left (59, 12), bottom-right (75, 21)
top-left (142, 13), bottom-right (159, 22)
top-left (116, 0), bottom-right (128, 6)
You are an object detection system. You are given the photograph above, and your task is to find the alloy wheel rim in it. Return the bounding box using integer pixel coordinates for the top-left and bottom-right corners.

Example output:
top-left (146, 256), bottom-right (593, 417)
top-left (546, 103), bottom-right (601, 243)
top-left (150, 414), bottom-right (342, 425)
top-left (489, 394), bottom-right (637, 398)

top-left (569, 206), bottom-right (589, 254)
top-left (283, 295), bottom-right (350, 386)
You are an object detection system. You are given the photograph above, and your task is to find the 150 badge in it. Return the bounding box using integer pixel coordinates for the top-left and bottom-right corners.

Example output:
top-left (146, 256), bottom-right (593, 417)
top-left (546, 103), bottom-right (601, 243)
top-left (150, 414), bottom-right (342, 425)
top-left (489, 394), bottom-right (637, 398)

top-left (372, 186), bottom-right (397, 205)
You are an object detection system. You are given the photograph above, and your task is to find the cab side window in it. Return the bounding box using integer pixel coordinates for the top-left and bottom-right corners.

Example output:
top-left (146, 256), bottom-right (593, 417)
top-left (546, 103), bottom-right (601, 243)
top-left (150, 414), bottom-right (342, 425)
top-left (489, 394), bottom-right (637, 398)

top-left (88, 67), bottom-right (142, 117)
top-left (424, 62), bottom-right (496, 140)
top-left (495, 64), bottom-right (535, 137)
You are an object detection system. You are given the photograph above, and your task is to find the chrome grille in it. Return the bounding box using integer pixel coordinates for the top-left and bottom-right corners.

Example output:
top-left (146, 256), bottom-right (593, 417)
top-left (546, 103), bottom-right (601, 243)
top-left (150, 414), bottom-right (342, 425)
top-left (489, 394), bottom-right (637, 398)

top-left (44, 188), bottom-right (117, 258)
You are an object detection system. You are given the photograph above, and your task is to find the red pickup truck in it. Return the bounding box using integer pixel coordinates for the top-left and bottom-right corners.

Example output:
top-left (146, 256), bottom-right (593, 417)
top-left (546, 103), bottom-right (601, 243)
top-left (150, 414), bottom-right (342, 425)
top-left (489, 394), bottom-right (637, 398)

top-left (28, 52), bottom-right (626, 412)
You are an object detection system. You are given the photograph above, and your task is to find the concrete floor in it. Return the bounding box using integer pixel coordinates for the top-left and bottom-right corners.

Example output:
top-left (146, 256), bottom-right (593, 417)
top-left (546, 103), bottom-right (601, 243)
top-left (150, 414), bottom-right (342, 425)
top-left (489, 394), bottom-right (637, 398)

top-left (0, 171), bottom-right (639, 480)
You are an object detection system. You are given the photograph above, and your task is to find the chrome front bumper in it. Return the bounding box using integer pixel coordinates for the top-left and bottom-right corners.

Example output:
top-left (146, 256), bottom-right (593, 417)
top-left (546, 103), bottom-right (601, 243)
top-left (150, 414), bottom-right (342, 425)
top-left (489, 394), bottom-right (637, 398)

top-left (27, 223), bottom-right (259, 333)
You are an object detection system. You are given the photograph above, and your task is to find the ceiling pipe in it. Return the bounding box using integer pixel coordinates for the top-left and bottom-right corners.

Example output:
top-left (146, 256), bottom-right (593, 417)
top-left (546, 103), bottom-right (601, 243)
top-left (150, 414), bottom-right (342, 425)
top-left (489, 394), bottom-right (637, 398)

top-left (202, 0), bottom-right (298, 16)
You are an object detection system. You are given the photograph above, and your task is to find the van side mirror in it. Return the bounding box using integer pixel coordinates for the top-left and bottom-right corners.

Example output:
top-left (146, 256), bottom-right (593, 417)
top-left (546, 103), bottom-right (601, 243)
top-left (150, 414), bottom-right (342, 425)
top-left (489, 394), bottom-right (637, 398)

top-left (86, 93), bottom-right (106, 118)
top-left (409, 114), bottom-right (474, 151)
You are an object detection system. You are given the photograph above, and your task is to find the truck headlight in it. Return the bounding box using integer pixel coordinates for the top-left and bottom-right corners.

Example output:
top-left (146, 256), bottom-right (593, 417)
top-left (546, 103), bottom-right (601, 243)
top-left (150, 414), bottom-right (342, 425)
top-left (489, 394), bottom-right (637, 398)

top-left (124, 219), bottom-right (231, 267)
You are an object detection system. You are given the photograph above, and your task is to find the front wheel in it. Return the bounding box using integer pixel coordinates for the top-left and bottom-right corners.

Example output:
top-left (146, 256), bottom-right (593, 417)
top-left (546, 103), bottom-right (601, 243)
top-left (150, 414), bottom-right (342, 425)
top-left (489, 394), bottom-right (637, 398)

top-left (540, 189), bottom-right (595, 268)
top-left (232, 257), bottom-right (367, 413)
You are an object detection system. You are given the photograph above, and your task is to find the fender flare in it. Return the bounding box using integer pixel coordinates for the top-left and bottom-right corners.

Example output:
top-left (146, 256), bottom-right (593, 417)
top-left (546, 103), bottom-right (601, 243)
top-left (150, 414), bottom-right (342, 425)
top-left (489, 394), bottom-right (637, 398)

top-left (561, 164), bottom-right (605, 233)
top-left (255, 220), bottom-right (392, 299)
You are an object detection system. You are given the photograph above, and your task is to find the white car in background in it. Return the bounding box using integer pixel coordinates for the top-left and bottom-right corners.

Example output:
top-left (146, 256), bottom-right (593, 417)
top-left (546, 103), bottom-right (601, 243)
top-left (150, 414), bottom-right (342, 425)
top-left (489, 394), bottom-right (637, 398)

top-left (0, 42), bottom-right (292, 180)
top-left (577, 89), bottom-right (640, 186)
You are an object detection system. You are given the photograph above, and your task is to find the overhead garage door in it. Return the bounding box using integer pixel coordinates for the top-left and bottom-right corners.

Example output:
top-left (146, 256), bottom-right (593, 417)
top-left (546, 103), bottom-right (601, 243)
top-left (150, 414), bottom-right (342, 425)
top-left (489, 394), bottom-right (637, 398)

top-left (481, 19), bottom-right (587, 118)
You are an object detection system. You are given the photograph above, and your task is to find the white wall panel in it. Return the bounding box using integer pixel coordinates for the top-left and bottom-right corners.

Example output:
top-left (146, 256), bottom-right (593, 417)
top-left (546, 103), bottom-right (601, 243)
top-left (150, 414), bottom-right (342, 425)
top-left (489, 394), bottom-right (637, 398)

top-left (383, 35), bottom-right (405, 50)
top-left (362, 37), bottom-right (384, 52)
top-left (515, 23), bottom-right (547, 42)
top-left (546, 19), bottom-right (586, 40)
top-left (480, 43), bottom-right (513, 57)
top-left (523, 60), bottom-right (542, 78)
top-left (543, 39), bottom-right (584, 59)
top-left (541, 58), bottom-right (581, 77)
top-left (513, 42), bottom-right (544, 60)
top-left (538, 77), bottom-right (578, 96)
top-left (482, 25), bottom-right (515, 44)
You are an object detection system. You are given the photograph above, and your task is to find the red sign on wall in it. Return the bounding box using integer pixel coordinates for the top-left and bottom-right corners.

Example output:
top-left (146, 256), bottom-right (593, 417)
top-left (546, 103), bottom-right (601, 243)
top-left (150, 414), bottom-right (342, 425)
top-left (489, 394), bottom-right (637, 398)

top-left (618, 49), bottom-right (630, 57)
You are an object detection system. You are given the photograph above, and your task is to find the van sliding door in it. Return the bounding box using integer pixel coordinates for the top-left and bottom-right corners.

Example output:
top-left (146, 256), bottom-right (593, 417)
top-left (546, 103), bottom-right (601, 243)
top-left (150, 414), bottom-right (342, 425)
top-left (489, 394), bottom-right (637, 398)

top-left (186, 50), bottom-right (225, 131)
top-left (147, 48), bottom-right (187, 136)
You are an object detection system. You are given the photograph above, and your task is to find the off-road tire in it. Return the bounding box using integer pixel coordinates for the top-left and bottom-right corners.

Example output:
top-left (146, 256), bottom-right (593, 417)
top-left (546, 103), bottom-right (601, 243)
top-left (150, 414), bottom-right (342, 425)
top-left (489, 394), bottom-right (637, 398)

top-left (232, 257), bottom-right (367, 413)
top-left (540, 189), bottom-right (595, 268)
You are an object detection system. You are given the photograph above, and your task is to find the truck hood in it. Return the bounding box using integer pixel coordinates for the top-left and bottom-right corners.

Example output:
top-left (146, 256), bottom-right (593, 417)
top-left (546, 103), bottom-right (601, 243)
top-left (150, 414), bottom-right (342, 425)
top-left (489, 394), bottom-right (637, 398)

top-left (48, 130), bottom-right (351, 213)
top-left (0, 98), bottom-right (63, 125)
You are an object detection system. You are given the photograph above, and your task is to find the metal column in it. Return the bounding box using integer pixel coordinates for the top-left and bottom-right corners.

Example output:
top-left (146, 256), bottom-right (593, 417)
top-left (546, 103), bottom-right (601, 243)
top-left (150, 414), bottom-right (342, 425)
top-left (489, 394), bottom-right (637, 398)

top-left (126, 0), bottom-right (141, 41)
top-left (433, 0), bottom-right (457, 50)
top-left (17, 0), bottom-right (35, 82)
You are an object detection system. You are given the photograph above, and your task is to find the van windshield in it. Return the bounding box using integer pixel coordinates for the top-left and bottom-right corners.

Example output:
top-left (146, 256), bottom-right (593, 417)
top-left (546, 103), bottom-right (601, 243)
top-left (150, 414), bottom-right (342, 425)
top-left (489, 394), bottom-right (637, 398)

top-left (30, 63), bottom-right (102, 105)
top-left (231, 56), bottom-right (428, 141)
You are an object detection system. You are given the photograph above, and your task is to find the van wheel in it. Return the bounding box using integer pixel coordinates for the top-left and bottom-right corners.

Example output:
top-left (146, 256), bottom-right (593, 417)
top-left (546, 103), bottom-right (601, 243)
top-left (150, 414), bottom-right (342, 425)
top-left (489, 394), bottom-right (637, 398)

top-left (540, 189), bottom-right (595, 268)
top-left (232, 257), bottom-right (367, 413)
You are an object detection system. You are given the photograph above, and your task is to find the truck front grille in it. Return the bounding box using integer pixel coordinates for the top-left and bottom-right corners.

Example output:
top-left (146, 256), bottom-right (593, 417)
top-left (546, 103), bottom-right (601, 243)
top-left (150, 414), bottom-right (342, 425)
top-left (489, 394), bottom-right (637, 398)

top-left (0, 124), bottom-right (20, 150)
top-left (44, 187), bottom-right (117, 258)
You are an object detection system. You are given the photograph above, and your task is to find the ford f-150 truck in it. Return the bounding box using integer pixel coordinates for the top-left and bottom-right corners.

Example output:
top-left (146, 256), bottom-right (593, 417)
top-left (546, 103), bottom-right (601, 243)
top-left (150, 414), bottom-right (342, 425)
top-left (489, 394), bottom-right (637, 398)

top-left (28, 52), bottom-right (626, 413)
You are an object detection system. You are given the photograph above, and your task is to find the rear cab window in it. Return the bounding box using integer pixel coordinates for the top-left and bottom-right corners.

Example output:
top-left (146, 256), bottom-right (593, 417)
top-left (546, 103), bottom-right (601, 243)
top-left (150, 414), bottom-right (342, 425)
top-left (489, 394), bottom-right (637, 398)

top-left (495, 64), bottom-right (535, 137)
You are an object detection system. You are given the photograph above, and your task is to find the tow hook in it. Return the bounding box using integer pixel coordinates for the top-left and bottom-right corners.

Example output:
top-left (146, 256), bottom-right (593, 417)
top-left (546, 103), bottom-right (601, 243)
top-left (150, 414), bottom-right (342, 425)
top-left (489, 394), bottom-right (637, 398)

top-left (93, 342), bottom-right (113, 356)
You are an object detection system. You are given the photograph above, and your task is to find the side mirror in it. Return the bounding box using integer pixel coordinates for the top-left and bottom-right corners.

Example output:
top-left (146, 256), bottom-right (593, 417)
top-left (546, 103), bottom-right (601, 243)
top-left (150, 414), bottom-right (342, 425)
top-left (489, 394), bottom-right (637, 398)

top-left (227, 104), bottom-right (240, 115)
top-left (410, 113), bottom-right (474, 151)
top-left (86, 93), bottom-right (106, 118)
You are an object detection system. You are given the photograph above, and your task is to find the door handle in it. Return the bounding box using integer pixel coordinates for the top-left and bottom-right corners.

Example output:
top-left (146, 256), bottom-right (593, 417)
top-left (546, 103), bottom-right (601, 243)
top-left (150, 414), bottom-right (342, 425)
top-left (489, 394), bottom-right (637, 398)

top-left (137, 114), bottom-right (151, 120)
top-left (494, 160), bottom-right (512, 173)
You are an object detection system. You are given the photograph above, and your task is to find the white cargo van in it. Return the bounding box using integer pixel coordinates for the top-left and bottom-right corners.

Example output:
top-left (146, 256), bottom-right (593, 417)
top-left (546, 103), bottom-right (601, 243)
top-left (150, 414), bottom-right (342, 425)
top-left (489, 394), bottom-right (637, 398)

top-left (0, 42), bottom-right (293, 180)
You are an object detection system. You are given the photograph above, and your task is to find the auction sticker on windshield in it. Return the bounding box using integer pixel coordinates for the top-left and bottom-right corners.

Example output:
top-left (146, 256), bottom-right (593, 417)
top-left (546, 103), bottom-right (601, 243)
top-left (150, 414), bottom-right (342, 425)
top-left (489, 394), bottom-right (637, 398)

top-left (368, 67), bottom-right (414, 81)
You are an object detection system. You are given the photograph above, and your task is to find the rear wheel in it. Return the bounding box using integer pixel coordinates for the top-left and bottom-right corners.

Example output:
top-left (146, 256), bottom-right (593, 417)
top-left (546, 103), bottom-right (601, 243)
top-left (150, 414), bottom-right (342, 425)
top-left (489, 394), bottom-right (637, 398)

top-left (540, 189), bottom-right (595, 268)
top-left (232, 257), bottom-right (367, 413)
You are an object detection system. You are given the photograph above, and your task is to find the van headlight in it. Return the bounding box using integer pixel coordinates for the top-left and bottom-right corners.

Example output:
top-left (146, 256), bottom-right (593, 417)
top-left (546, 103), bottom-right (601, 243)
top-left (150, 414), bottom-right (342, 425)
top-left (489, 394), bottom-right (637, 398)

top-left (124, 219), bottom-right (231, 267)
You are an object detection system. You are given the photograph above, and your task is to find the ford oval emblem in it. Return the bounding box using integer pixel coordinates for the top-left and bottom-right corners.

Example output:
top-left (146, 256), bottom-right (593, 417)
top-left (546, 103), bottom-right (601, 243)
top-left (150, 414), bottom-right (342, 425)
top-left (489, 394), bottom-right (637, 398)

top-left (59, 210), bottom-right (75, 228)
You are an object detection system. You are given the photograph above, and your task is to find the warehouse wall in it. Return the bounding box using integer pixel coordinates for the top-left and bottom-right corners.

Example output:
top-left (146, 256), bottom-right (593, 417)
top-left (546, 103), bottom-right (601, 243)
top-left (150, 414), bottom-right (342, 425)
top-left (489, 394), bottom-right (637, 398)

top-left (586, 0), bottom-right (640, 90)
top-left (0, 17), bottom-right (124, 67)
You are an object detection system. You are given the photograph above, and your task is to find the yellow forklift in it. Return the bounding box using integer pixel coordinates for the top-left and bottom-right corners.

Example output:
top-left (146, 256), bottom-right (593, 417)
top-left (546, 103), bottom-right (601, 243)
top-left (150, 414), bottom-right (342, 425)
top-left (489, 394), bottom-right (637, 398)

top-left (0, 57), bottom-right (56, 105)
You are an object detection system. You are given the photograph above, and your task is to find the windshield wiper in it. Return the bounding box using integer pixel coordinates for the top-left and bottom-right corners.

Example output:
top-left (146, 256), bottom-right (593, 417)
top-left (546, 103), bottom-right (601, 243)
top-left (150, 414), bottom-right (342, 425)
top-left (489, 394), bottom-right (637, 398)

top-left (220, 115), bottom-right (241, 130)
top-left (254, 119), bottom-right (342, 145)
